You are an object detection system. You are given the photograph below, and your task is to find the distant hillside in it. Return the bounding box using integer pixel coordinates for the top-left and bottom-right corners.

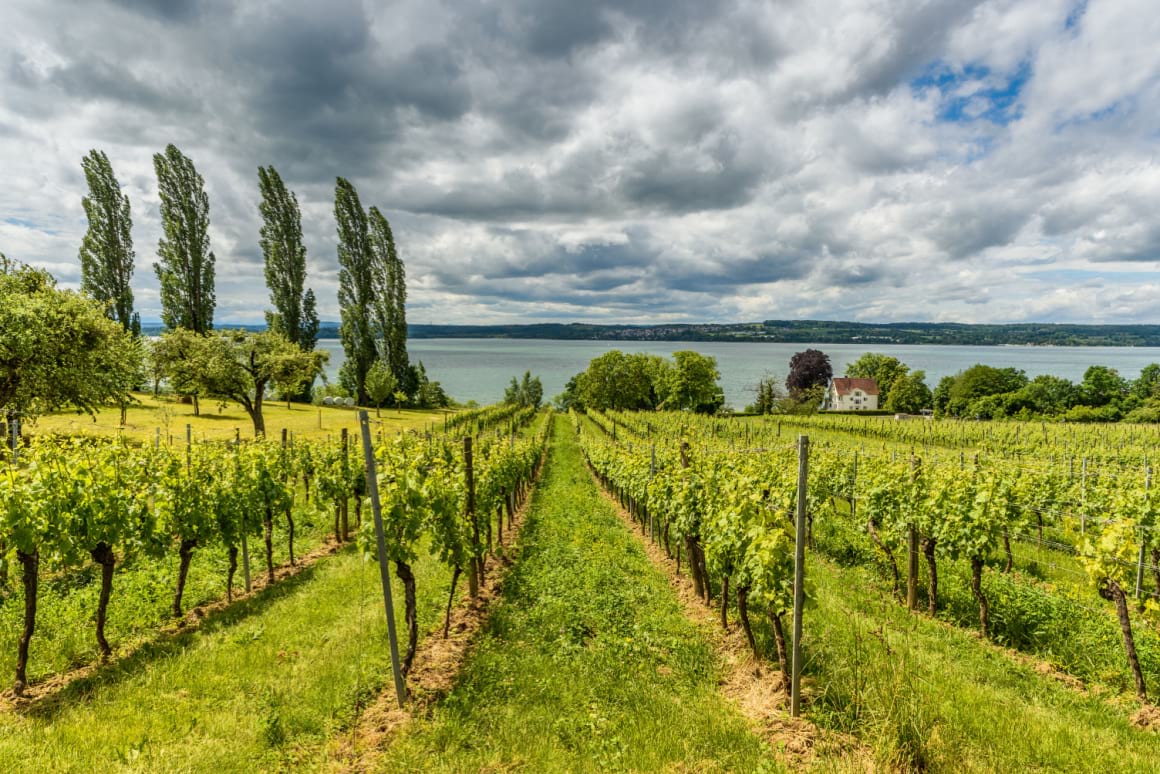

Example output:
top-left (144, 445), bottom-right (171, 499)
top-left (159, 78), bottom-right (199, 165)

top-left (138, 320), bottom-right (1160, 347)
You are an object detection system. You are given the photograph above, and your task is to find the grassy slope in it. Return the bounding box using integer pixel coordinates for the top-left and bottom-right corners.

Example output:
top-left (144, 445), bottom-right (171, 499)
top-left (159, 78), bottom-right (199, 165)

top-left (27, 392), bottom-right (454, 444)
top-left (0, 500), bottom-right (331, 685)
top-left (0, 544), bottom-right (456, 772)
top-left (378, 415), bottom-right (774, 773)
top-left (803, 558), bottom-right (1160, 772)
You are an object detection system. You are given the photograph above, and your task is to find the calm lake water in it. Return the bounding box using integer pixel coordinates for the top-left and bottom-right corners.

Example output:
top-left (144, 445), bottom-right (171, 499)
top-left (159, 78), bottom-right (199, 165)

top-left (316, 338), bottom-right (1160, 409)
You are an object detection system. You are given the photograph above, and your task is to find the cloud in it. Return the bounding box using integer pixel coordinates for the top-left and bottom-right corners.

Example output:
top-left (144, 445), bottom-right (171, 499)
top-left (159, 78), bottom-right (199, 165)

top-left (1, 0), bottom-right (1158, 328)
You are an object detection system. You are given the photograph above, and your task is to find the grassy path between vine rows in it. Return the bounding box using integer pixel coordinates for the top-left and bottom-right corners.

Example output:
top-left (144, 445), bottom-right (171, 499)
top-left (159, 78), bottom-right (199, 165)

top-left (0, 541), bottom-right (457, 772)
top-left (376, 415), bottom-right (779, 772)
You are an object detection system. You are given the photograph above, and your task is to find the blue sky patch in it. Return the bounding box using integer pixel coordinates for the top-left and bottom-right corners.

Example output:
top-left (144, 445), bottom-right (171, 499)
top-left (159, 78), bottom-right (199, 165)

top-left (911, 60), bottom-right (1031, 127)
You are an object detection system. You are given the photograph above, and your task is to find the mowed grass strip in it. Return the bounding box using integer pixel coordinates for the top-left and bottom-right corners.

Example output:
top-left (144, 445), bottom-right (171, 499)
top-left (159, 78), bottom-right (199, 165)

top-left (803, 557), bottom-right (1160, 772)
top-left (0, 545), bottom-right (455, 772)
top-left (28, 391), bottom-right (454, 444)
top-left (379, 415), bottom-right (775, 773)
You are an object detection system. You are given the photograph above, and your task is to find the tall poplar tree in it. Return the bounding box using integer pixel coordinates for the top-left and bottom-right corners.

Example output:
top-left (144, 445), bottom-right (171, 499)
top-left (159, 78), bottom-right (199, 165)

top-left (368, 207), bottom-right (409, 383)
top-left (79, 150), bottom-right (139, 336)
top-left (335, 177), bottom-right (376, 405)
top-left (153, 144), bottom-right (215, 334)
top-left (258, 166), bottom-right (319, 350)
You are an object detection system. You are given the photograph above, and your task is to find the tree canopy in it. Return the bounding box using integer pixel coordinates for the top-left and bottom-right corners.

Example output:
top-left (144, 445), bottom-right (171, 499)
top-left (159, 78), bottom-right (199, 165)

top-left (0, 257), bottom-right (141, 419)
top-left (259, 166), bottom-right (318, 351)
top-left (153, 329), bottom-right (326, 436)
top-left (846, 352), bottom-right (908, 405)
top-left (785, 349), bottom-right (832, 395)
top-left (79, 149), bottom-right (139, 336)
top-left (570, 350), bottom-right (722, 413)
top-left (504, 371), bottom-right (544, 409)
top-left (154, 144), bottom-right (215, 334)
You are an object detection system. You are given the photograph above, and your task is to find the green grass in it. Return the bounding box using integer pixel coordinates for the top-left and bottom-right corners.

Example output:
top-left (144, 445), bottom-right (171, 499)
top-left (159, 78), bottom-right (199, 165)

top-left (802, 557), bottom-right (1160, 772)
top-left (814, 497), bottom-right (1160, 695)
top-left (378, 415), bottom-right (776, 773)
top-left (27, 391), bottom-right (455, 444)
top-left (0, 539), bottom-right (456, 771)
top-left (0, 494), bottom-right (332, 686)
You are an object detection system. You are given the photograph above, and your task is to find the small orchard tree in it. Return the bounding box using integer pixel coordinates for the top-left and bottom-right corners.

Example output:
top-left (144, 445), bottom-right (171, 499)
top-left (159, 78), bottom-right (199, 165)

top-left (151, 329), bottom-right (208, 414)
top-left (365, 360), bottom-right (398, 416)
top-left (0, 258), bottom-right (140, 424)
top-left (270, 346), bottom-right (329, 410)
top-left (197, 330), bottom-right (327, 436)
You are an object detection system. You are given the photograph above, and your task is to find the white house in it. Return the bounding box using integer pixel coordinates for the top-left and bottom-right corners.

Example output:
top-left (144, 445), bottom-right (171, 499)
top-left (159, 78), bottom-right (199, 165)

top-left (826, 377), bottom-right (879, 411)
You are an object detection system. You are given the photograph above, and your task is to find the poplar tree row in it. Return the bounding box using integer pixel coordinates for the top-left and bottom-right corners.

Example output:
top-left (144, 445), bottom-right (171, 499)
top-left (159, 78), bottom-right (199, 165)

top-left (77, 146), bottom-right (318, 356)
top-left (334, 177), bottom-right (409, 406)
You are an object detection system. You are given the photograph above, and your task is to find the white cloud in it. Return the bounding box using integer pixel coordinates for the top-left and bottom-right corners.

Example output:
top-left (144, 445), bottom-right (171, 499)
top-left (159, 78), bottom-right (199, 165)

top-left (0, 0), bottom-right (1158, 326)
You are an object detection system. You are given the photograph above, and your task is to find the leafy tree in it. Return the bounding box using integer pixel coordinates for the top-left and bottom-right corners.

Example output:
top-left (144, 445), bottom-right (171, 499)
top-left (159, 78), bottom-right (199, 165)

top-left (153, 144), bottom-right (215, 334)
top-left (335, 177), bottom-right (376, 405)
top-left (555, 375), bottom-right (582, 411)
top-left (268, 343), bottom-right (329, 411)
top-left (846, 352), bottom-right (908, 405)
top-left (197, 330), bottom-right (327, 437)
top-left (748, 376), bottom-right (782, 414)
top-left (661, 351), bottom-right (723, 413)
top-left (575, 351), bottom-right (664, 410)
top-left (884, 370), bottom-right (932, 414)
top-left (259, 166), bottom-right (319, 351)
top-left (943, 364), bottom-right (1028, 416)
top-left (1078, 365), bottom-right (1128, 407)
top-left (1132, 363), bottom-right (1160, 400)
top-left (1005, 375), bottom-right (1079, 416)
top-left (365, 359), bottom-right (398, 415)
top-left (932, 375), bottom-right (955, 416)
top-left (79, 150), bottom-right (139, 336)
top-left (414, 362), bottom-right (450, 408)
top-left (151, 328), bottom-right (208, 415)
top-left (785, 349), bottom-right (832, 396)
top-left (0, 258), bottom-right (140, 421)
top-left (368, 207), bottom-right (408, 383)
top-left (504, 371), bottom-right (544, 409)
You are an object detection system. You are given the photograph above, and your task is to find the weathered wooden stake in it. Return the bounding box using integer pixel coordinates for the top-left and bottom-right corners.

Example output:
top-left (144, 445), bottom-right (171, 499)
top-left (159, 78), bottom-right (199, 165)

top-left (1136, 466), bottom-right (1151, 600)
top-left (791, 434), bottom-right (808, 718)
top-left (358, 410), bottom-right (407, 708)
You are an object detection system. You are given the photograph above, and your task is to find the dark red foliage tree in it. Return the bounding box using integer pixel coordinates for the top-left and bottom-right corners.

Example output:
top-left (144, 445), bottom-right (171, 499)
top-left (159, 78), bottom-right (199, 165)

top-left (785, 349), bottom-right (832, 395)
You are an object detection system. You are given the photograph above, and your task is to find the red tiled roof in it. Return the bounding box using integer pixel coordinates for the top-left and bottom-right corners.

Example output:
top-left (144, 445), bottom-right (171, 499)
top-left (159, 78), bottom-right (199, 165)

top-left (831, 377), bottom-right (878, 396)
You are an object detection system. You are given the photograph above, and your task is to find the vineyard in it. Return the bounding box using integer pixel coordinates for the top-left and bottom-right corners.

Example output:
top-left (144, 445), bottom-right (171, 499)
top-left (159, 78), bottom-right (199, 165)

top-left (1, 406), bottom-right (1159, 770)
top-left (576, 408), bottom-right (1160, 765)
top-left (0, 404), bottom-right (547, 700)
top-left (580, 409), bottom-right (1160, 695)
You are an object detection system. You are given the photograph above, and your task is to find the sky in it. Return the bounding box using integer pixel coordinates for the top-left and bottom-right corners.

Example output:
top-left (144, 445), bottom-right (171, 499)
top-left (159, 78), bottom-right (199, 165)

top-left (1, 0), bottom-right (1159, 326)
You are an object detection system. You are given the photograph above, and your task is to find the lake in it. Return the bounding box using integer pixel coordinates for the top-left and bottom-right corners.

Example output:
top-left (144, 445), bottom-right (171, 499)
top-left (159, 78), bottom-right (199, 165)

top-left (315, 338), bottom-right (1160, 409)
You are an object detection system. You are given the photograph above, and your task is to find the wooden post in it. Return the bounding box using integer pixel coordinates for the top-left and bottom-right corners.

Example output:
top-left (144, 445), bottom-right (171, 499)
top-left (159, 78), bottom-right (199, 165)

top-left (186, 424), bottom-right (192, 472)
top-left (154, 427), bottom-right (160, 450)
top-left (1136, 466), bottom-right (1151, 600)
top-left (465, 436), bottom-right (479, 597)
top-left (791, 434), bottom-right (808, 718)
top-left (850, 451), bottom-right (858, 523)
top-left (7, 411), bottom-right (16, 464)
top-left (1081, 457), bottom-right (1088, 535)
top-left (649, 443), bottom-right (656, 542)
top-left (907, 456), bottom-right (920, 612)
top-left (340, 428), bottom-right (350, 541)
top-left (358, 411), bottom-right (407, 708)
